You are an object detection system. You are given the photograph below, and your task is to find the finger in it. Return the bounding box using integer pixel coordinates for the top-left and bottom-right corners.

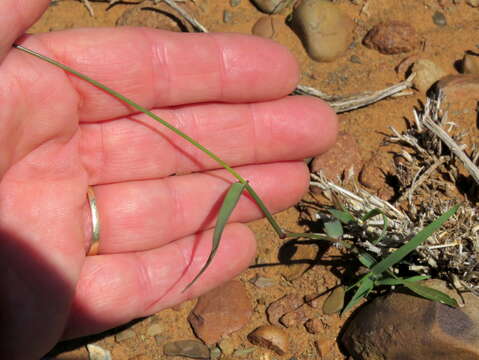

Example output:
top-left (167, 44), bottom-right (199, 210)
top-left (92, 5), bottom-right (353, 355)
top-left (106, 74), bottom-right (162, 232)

top-left (21, 27), bottom-right (299, 121)
top-left (64, 223), bottom-right (256, 338)
top-left (80, 96), bottom-right (337, 184)
top-left (91, 161), bottom-right (307, 253)
top-left (0, 0), bottom-right (50, 60)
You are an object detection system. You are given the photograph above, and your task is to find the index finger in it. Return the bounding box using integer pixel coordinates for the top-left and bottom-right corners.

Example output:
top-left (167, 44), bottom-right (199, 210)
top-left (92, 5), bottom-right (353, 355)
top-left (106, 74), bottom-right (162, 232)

top-left (25, 28), bottom-right (300, 121)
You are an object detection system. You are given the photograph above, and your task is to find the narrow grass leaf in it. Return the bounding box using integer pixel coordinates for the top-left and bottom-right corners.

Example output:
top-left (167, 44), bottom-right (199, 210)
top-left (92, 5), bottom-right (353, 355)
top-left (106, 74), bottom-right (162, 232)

top-left (375, 275), bottom-right (430, 286)
top-left (342, 277), bottom-right (373, 314)
top-left (324, 219), bottom-right (344, 239)
top-left (360, 208), bottom-right (382, 222)
top-left (183, 182), bottom-right (246, 291)
top-left (358, 251), bottom-right (377, 268)
top-left (404, 282), bottom-right (458, 307)
top-left (373, 213), bottom-right (389, 244)
top-left (370, 204), bottom-right (459, 276)
top-left (329, 208), bottom-right (355, 224)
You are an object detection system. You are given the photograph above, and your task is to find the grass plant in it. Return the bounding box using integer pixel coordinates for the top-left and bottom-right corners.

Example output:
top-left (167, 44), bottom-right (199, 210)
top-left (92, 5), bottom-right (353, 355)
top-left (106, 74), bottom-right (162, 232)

top-left (13, 44), bottom-right (459, 307)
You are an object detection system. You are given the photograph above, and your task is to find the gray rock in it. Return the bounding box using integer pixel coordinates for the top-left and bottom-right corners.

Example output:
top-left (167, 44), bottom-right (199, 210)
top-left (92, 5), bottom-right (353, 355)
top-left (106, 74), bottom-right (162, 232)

top-left (163, 340), bottom-right (209, 359)
top-left (252, 0), bottom-right (288, 14)
top-left (342, 291), bottom-right (479, 360)
top-left (230, 0), bottom-right (241, 6)
top-left (223, 10), bottom-right (233, 23)
top-left (432, 11), bottom-right (447, 27)
top-left (290, 0), bottom-right (353, 62)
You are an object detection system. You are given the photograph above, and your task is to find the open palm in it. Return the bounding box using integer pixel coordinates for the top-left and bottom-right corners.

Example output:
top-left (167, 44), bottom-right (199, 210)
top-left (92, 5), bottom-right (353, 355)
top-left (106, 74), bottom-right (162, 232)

top-left (0, 1), bottom-right (337, 358)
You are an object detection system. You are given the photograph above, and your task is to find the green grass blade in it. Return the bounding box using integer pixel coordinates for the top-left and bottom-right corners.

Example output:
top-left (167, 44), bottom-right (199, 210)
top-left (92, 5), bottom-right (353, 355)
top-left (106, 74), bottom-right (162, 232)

top-left (324, 219), bottom-right (344, 239)
top-left (375, 275), bottom-right (430, 286)
top-left (403, 282), bottom-right (458, 307)
top-left (371, 204), bottom-right (459, 276)
top-left (373, 213), bottom-right (389, 244)
top-left (358, 251), bottom-right (377, 269)
top-left (183, 182), bottom-right (246, 291)
top-left (342, 277), bottom-right (373, 314)
top-left (244, 183), bottom-right (285, 238)
top-left (360, 208), bottom-right (382, 222)
top-left (329, 208), bottom-right (355, 224)
top-left (13, 45), bottom-right (249, 183)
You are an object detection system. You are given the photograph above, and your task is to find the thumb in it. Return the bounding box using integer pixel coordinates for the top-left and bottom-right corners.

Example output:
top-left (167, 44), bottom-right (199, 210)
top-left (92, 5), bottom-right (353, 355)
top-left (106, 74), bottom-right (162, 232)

top-left (0, 0), bottom-right (50, 60)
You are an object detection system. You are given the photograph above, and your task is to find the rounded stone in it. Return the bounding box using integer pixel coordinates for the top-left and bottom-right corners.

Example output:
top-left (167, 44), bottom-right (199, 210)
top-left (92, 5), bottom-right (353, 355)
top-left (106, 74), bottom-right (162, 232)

top-left (248, 325), bottom-right (289, 355)
top-left (252, 16), bottom-right (282, 39)
top-left (290, 0), bottom-right (354, 62)
top-left (411, 59), bottom-right (447, 93)
top-left (463, 53), bottom-right (479, 75)
top-left (363, 21), bottom-right (420, 55)
top-left (251, 0), bottom-right (288, 14)
top-left (432, 11), bottom-right (447, 27)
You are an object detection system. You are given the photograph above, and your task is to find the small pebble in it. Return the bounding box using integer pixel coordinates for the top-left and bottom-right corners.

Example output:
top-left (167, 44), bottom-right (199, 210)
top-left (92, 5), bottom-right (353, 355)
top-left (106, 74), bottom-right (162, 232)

top-left (322, 286), bottom-right (345, 315)
top-left (251, 0), bottom-right (287, 14)
top-left (248, 325), bottom-right (289, 356)
top-left (250, 275), bottom-right (276, 288)
top-left (432, 11), bottom-right (447, 27)
top-left (467, 0), bottom-right (479, 6)
top-left (115, 329), bottom-right (136, 342)
top-left (223, 10), bottom-right (233, 23)
top-left (87, 344), bottom-right (112, 360)
top-left (304, 318), bottom-right (324, 334)
top-left (463, 52), bottom-right (479, 74)
top-left (163, 340), bottom-right (210, 359)
top-left (209, 346), bottom-right (222, 360)
top-left (350, 55), bottom-right (362, 64)
top-left (230, 0), bottom-right (241, 6)
top-left (232, 347), bottom-right (256, 357)
top-left (146, 323), bottom-right (163, 337)
top-left (251, 16), bottom-right (281, 39)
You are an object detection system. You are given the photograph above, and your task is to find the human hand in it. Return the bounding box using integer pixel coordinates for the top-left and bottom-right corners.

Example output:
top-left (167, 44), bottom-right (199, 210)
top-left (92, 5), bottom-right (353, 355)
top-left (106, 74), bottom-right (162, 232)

top-left (0, 1), bottom-right (337, 358)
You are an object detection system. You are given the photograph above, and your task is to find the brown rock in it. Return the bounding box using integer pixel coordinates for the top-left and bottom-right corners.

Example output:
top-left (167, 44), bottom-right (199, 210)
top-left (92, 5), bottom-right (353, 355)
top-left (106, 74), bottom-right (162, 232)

top-left (251, 16), bottom-right (282, 39)
top-left (311, 131), bottom-right (362, 179)
top-left (188, 280), bottom-right (252, 344)
top-left (436, 74), bottom-right (479, 103)
top-left (281, 242), bottom-right (318, 280)
top-left (290, 0), bottom-right (354, 62)
top-left (342, 292), bottom-right (479, 360)
top-left (314, 337), bottom-right (335, 358)
top-left (359, 150), bottom-right (395, 200)
top-left (280, 308), bottom-right (308, 327)
top-left (462, 53), bottom-right (479, 75)
top-left (305, 318), bottom-right (324, 334)
top-left (266, 294), bottom-right (304, 325)
top-left (248, 325), bottom-right (289, 355)
top-left (116, 5), bottom-right (188, 32)
top-left (363, 21), bottom-right (420, 55)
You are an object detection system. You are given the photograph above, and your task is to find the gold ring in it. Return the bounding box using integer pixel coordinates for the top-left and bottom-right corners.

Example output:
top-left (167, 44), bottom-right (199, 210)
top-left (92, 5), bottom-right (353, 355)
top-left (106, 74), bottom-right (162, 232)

top-left (87, 186), bottom-right (101, 256)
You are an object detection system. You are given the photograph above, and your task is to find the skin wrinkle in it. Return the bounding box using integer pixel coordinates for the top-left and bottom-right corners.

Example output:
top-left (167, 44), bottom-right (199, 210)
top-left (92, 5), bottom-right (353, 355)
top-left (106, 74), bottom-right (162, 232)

top-left (145, 28), bottom-right (172, 108)
top-left (143, 240), bottom-right (190, 313)
top-left (210, 33), bottom-right (226, 101)
top-left (248, 103), bottom-right (260, 165)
